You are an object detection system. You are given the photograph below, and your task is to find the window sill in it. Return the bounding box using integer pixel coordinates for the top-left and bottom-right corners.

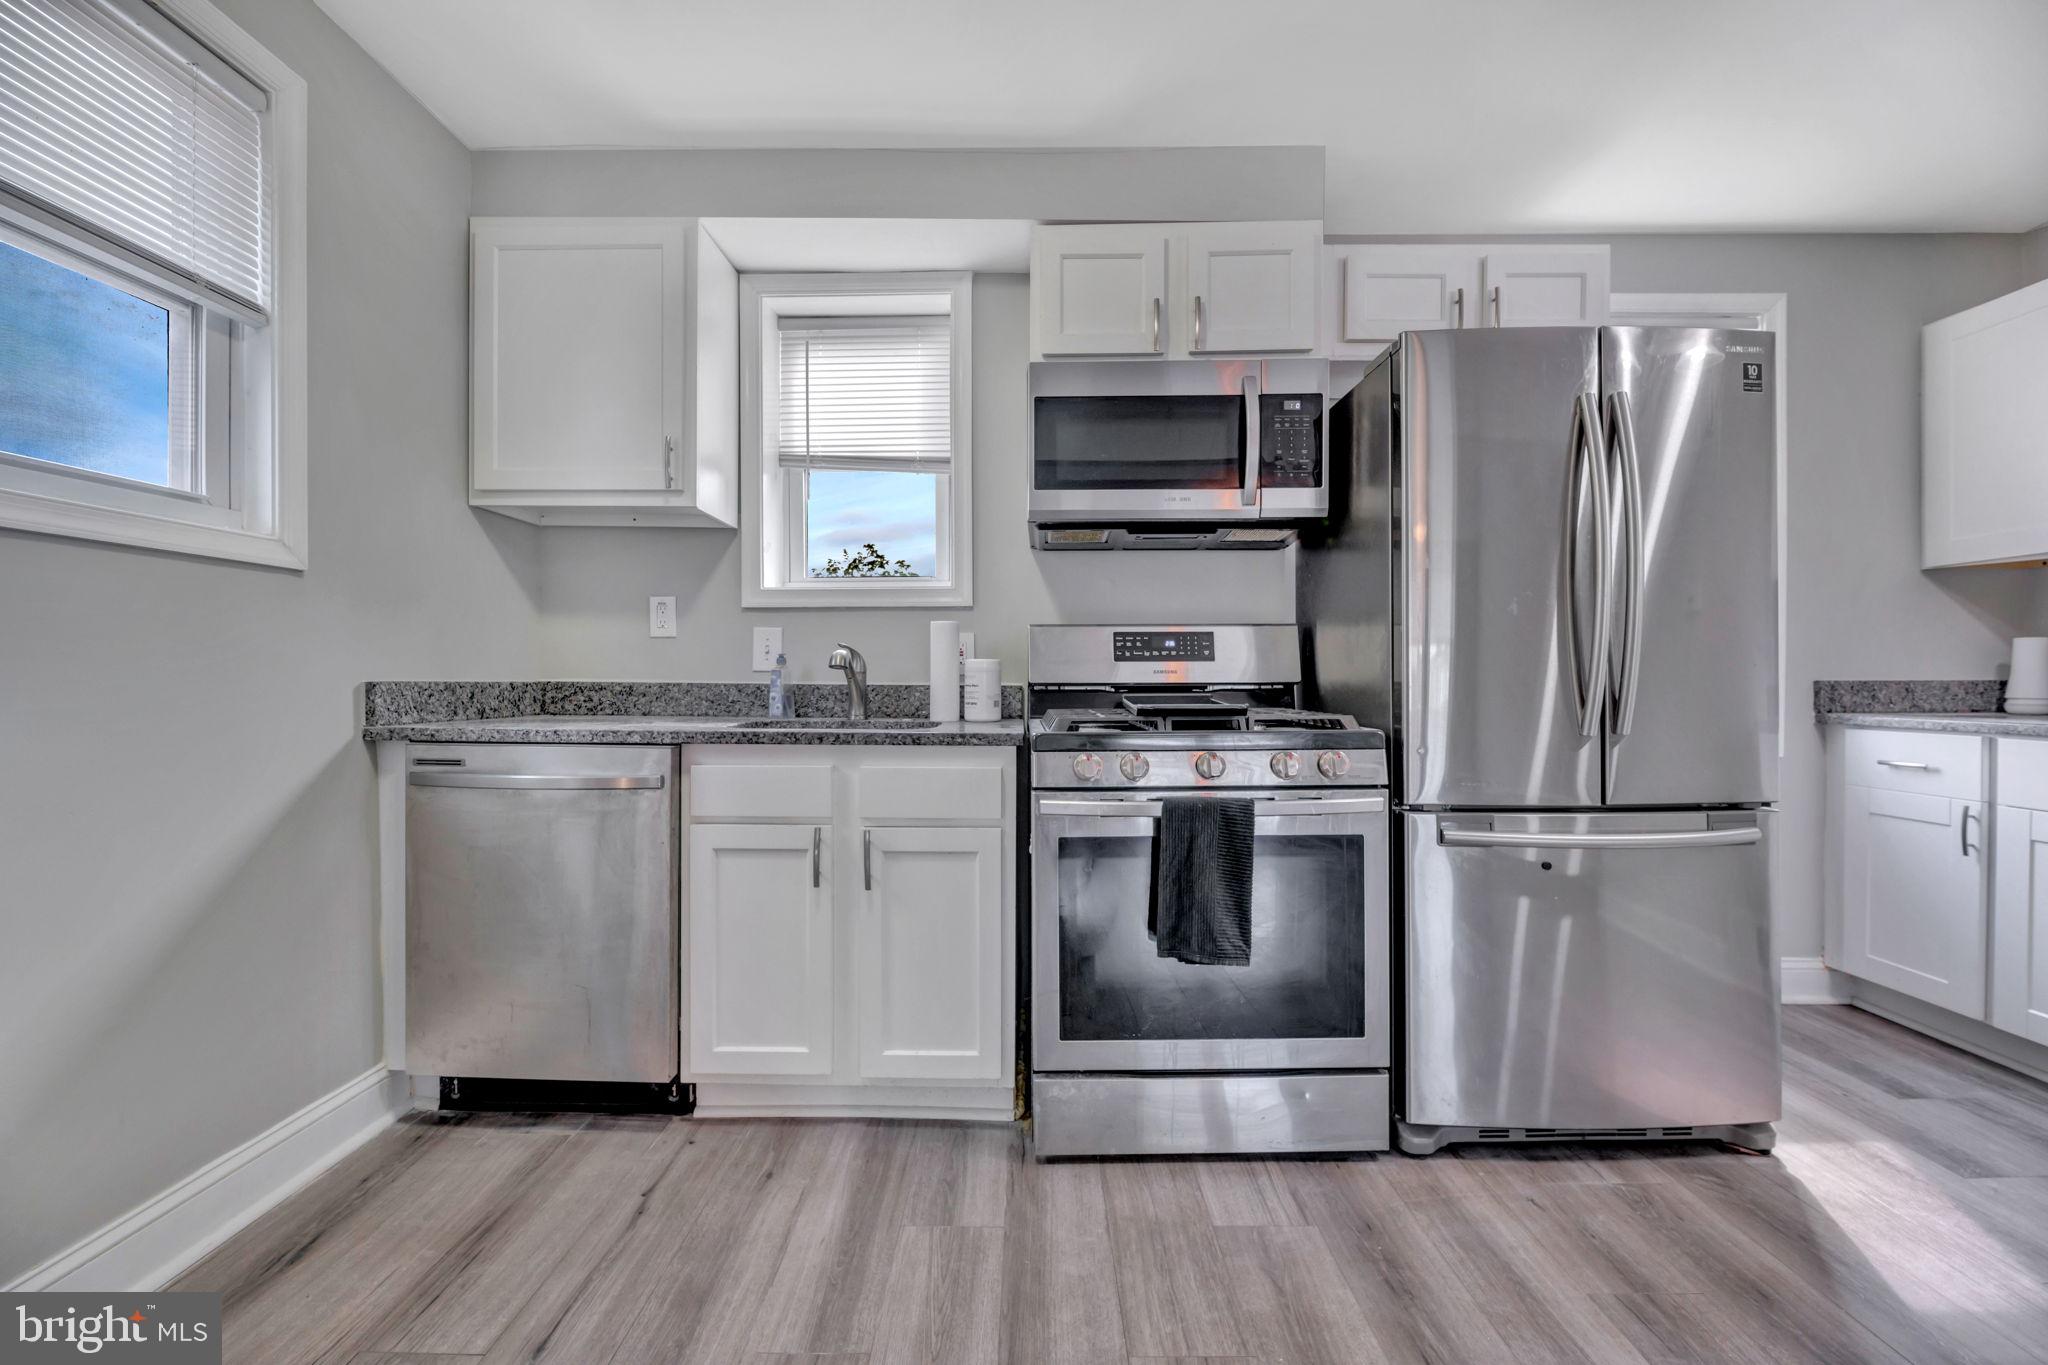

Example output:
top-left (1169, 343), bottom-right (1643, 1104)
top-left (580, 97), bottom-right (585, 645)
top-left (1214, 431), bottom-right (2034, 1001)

top-left (0, 485), bottom-right (305, 570)
top-left (743, 579), bottom-right (971, 609)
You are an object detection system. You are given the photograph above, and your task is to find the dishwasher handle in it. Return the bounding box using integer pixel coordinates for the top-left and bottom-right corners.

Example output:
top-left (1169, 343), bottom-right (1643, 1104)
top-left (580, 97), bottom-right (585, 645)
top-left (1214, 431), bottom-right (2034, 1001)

top-left (407, 771), bottom-right (665, 790)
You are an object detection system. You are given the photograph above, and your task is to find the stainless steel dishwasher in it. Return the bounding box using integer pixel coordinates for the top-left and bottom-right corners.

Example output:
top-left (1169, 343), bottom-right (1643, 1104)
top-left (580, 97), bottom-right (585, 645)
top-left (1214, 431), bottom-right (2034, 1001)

top-left (406, 744), bottom-right (677, 1083)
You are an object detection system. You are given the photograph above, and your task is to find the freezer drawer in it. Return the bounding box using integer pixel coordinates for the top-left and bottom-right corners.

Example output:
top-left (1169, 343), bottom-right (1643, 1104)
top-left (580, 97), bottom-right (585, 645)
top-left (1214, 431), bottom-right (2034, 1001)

top-left (1403, 809), bottom-right (1779, 1131)
top-left (406, 744), bottom-right (678, 1083)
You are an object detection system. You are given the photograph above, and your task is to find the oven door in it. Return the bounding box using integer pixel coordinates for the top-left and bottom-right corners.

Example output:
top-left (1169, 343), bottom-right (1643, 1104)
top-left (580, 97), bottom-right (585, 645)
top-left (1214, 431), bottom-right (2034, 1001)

top-left (1032, 791), bottom-right (1389, 1072)
top-left (1029, 360), bottom-right (1262, 522)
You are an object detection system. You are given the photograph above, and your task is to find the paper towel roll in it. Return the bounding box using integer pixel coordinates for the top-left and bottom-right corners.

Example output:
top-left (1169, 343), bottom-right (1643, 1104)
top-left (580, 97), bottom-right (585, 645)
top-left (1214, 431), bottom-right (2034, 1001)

top-left (963, 659), bottom-right (1001, 722)
top-left (929, 620), bottom-right (961, 721)
top-left (2010, 637), bottom-right (2048, 707)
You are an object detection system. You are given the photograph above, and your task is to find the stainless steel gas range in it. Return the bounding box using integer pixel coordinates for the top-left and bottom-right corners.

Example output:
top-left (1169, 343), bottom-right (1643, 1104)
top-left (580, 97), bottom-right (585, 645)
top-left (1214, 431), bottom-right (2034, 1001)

top-left (1026, 624), bottom-right (1391, 1158)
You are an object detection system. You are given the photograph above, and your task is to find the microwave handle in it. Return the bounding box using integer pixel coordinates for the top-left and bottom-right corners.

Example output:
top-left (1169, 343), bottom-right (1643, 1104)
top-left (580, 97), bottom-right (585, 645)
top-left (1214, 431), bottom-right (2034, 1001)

top-left (1240, 372), bottom-right (1260, 507)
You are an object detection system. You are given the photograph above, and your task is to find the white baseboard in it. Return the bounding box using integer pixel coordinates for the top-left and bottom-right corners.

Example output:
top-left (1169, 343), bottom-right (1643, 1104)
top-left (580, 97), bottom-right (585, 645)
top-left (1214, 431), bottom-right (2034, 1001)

top-left (1780, 956), bottom-right (1852, 1005)
top-left (6, 1066), bottom-right (409, 1293)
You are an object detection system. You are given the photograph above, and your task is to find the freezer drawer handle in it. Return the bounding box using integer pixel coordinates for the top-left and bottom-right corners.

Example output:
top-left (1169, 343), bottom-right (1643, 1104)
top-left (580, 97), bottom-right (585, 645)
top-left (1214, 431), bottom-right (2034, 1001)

top-left (1439, 826), bottom-right (1761, 850)
top-left (407, 772), bottom-right (664, 790)
top-left (1040, 796), bottom-right (1386, 818)
top-left (1874, 759), bottom-right (1932, 770)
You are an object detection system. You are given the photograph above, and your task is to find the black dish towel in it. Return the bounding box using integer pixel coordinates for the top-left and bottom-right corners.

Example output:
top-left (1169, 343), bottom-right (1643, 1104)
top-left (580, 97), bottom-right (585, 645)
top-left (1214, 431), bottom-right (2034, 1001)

top-left (1149, 797), bottom-right (1255, 966)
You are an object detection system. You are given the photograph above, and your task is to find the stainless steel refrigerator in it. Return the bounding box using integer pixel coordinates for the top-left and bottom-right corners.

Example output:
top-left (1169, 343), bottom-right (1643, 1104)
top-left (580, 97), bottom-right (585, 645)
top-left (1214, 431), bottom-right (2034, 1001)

top-left (1300, 326), bottom-right (1781, 1155)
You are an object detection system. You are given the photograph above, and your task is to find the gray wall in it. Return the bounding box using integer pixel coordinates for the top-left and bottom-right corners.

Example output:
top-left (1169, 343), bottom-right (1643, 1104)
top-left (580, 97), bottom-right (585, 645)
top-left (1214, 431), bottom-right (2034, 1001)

top-left (0, 0), bottom-right (541, 1286)
top-left (2024, 223), bottom-right (2048, 284)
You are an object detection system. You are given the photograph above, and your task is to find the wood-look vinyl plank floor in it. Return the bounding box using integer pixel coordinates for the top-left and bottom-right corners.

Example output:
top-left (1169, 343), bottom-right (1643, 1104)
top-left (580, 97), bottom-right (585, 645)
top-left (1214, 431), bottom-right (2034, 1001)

top-left (172, 1006), bottom-right (2048, 1365)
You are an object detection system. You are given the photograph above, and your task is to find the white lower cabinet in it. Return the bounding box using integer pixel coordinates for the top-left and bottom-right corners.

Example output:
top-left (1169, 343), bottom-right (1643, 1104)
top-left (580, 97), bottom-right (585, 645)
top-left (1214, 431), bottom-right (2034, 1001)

top-left (687, 823), bottom-right (833, 1076)
top-left (1837, 784), bottom-right (1987, 1016)
top-left (857, 826), bottom-right (1005, 1081)
top-left (681, 746), bottom-right (1015, 1116)
top-left (1992, 805), bottom-right (2048, 1045)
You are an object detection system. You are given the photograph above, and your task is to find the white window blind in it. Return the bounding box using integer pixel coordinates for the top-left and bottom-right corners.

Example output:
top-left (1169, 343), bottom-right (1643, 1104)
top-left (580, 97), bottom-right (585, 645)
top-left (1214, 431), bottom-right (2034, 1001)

top-left (777, 317), bottom-right (952, 473)
top-left (0, 0), bottom-right (270, 311)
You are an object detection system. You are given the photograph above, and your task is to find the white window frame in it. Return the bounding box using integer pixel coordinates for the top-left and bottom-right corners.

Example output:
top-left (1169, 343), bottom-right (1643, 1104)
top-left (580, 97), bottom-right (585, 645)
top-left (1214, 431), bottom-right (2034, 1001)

top-left (741, 272), bottom-right (972, 608)
top-left (1611, 292), bottom-right (1787, 755)
top-left (0, 0), bottom-right (307, 570)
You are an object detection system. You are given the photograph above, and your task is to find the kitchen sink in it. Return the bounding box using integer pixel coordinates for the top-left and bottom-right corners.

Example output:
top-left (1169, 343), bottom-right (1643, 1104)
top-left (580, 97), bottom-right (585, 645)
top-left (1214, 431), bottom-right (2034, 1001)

top-left (734, 717), bottom-right (941, 730)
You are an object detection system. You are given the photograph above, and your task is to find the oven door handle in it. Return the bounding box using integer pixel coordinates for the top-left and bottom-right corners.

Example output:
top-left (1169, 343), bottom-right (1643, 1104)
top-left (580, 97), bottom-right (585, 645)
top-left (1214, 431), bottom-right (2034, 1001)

top-left (1038, 796), bottom-right (1385, 818)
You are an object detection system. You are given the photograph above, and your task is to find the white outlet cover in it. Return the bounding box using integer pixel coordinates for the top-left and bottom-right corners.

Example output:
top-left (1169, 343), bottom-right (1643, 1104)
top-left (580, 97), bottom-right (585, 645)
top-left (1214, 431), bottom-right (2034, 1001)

top-left (649, 596), bottom-right (677, 638)
top-left (753, 626), bottom-right (784, 671)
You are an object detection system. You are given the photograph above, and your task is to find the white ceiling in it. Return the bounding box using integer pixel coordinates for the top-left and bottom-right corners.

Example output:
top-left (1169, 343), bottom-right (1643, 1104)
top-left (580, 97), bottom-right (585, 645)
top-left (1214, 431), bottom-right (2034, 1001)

top-left (317, 0), bottom-right (2048, 235)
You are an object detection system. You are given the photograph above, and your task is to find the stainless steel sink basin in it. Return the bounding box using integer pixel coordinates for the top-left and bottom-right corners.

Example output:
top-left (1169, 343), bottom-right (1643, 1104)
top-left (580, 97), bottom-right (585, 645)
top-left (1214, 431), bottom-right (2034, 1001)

top-left (733, 717), bottom-right (941, 730)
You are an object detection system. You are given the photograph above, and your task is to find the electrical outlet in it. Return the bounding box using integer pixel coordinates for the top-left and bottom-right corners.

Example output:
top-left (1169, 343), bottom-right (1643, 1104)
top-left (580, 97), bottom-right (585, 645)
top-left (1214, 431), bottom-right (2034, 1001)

top-left (753, 626), bottom-right (784, 671)
top-left (649, 596), bottom-right (676, 638)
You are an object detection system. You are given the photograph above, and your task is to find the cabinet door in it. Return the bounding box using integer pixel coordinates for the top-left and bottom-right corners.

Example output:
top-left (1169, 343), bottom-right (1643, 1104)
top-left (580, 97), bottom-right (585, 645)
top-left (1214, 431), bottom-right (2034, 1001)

top-left (1923, 278), bottom-right (2048, 567)
top-left (472, 218), bottom-right (684, 492)
top-left (1479, 247), bottom-right (1611, 328)
top-left (1839, 785), bottom-right (1987, 1016)
top-left (855, 826), bottom-right (1004, 1080)
top-left (1032, 225), bottom-right (1168, 357)
top-left (1328, 245), bottom-right (1480, 356)
top-left (1992, 805), bottom-right (2048, 1045)
top-left (1182, 221), bottom-right (1320, 354)
top-left (687, 823), bottom-right (833, 1076)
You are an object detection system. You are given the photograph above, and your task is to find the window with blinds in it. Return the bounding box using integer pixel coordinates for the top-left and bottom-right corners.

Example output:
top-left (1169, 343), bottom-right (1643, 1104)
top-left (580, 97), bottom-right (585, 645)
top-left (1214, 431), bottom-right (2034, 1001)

top-left (0, 0), bottom-right (271, 312)
top-left (776, 318), bottom-right (952, 474)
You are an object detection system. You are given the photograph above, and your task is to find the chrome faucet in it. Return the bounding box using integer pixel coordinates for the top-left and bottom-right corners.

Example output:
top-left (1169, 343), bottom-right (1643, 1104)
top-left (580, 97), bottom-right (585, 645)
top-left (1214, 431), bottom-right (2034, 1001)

top-left (827, 642), bottom-right (869, 721)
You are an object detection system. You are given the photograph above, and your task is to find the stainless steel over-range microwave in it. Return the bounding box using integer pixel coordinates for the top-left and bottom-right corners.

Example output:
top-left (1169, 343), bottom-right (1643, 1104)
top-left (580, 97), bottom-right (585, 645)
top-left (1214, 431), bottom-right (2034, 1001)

top-left (1028, 358), bottom-right (1330, 550)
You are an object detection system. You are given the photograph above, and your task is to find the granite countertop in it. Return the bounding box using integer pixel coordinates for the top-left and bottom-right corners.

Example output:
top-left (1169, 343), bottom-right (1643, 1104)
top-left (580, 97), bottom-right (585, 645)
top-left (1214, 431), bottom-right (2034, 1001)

top-left (1819, 712), bottom-right (2048, 738)
top-left (1811, 678), bottom-right (2048, 737)
top-left (361, 679), bottom-right (1025, 747)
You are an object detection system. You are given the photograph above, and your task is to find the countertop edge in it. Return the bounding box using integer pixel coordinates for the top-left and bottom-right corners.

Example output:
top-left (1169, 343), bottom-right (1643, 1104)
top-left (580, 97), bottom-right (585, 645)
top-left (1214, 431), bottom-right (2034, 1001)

top-left (1818, 712), bottom-right (2048, 738)
top-left (362, 720), bottom-right (1027, 747)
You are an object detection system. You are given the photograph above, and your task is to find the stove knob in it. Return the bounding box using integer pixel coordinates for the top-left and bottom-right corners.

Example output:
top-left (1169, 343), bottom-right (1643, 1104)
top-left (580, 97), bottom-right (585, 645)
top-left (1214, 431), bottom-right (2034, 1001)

top-left (1071, 753), bottom-right (1104, 782)
top-left (1118, 753), bottom-right (1151, 781)
top-left (1269, 751), bottom-right (1302, 780)
top-left (1192, 751), bottom-right (1227, 781)
top-left (1316, 751), bottom-right (1351, 780)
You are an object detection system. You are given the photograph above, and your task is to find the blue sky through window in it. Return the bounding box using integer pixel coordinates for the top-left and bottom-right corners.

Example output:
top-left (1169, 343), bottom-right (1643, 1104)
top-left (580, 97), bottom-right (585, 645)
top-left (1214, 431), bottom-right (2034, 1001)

top-left (805, 469), bottom-right (939, 577)
top-left (0, 240), bottom-right (171, 486)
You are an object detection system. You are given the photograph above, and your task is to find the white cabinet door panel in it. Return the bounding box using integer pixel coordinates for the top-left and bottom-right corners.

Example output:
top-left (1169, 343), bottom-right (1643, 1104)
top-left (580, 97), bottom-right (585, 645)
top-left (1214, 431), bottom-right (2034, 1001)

top-left (1840, 784), bottom-right (1987, 1017)
top-left (1332, 245), bottom-right (1480, 351)
top-left (857, 825), bottom-right (1004, 1081)
top-left (1993, 805), bottom-right (2048, 1045)
top-left (472, 218), bottom-right (683, 492)
top-left (1033, 225), bottom-right (1167, 357)
top-left (1183, 221), bottom-right (1319, 354)
top-left (1924, 279), bottom-right (2048, 567)
top-left (1481, 248), bottom-right (1611, 328)
top-left (688, 823), bottom-right (833, 1076)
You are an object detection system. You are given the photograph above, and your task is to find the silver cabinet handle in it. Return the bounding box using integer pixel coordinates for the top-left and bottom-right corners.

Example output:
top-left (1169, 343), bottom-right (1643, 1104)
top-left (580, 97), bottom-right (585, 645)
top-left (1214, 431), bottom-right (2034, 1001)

top-left (1150, 296), bottom-right (1162, 353)
top-left (1239, 372), bottom-right (1260, 507)
top-left (1961, 806), bottom-right (1979, 856)
top-left (1440, 826), bottom-right (1761, 850)
top-left (1039, 796), bottom-right (1386, 818)
top-left (1451, 286), bottom-right (1464, 328)
top-left (1490, 285), bottom-right (1502, 326)
top-left (1561, 391), bottom-right (1612, 738)
top-left (1606, 390), bottom-right (1645, 737)
top-left (863, 829), bottom-right (873, 890)
top-left (1875, 759), bottom-right (1932, 770)
top-left (664, 435), bottom-right (676, 489)
top-left (811, 826), bottom-right (822, 888)
top-left (407, 772), bottom-right (663, 790)
top-left (1193, 294), bottom-right (1206, 351)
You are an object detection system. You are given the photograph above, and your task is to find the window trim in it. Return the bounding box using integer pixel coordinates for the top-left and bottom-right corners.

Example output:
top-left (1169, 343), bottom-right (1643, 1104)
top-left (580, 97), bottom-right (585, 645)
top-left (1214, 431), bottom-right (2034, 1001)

top-left (0, 0), bottom-right (306, 570)
top-left (741, 272), bottom-right (973, 608)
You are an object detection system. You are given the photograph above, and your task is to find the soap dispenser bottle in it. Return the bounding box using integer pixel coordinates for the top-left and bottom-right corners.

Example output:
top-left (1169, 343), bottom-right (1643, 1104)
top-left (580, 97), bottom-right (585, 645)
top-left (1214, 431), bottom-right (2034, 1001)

top-left (767, 653), bottom-right (788, 718)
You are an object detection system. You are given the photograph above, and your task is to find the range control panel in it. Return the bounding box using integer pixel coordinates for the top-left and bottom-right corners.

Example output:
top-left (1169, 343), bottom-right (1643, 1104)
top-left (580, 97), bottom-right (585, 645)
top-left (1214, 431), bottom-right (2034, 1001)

top-left (1112, 630), bottom-right (1216, 662)
top-left (1258, 393), bottom-right (1323, 489)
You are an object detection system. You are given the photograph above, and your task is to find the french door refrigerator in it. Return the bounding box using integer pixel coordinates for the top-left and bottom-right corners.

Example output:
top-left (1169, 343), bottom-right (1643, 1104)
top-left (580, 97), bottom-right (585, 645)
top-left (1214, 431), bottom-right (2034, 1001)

top-left (1301, 325), bottom-right (1781, 1154)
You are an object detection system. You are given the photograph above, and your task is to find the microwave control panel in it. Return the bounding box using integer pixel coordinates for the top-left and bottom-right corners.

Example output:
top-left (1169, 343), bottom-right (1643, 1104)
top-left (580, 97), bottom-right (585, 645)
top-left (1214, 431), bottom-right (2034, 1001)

top-left (1258, 394), bottom-right (1323, 489)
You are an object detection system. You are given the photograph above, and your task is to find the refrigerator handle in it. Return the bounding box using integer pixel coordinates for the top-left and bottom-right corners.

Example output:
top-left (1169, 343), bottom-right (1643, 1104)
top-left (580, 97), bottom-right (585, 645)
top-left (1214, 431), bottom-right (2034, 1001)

top-left (1562, 391), bottom-right (1612, 738)
top-left (1606, 390), bottom-right (1646, 736)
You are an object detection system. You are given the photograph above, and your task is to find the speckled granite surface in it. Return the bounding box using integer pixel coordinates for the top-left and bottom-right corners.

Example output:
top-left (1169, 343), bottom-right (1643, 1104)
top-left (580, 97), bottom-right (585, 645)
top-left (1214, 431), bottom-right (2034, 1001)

top-left (1820, 712), bottom-right (2048, 738)
top-left (362, 679), bottom-right (1025, 746)
top-left (1811, 679), bottom-right (2005, 716)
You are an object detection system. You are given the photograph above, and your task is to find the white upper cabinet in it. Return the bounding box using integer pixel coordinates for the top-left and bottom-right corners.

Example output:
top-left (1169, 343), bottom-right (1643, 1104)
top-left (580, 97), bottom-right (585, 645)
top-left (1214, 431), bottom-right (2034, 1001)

top-left (470, 217), bottom-right (738, 527)
top-left (1032, 225), bottom-right (1168, 357)
top-left (1031, 220), bottom-right (1321, 359)
top-left (1322, 243), bottom-right (1611, 358)
top-left (1181, 221), bottom-right (1321, 354)
top-left (1923, 277), bottom-right (2048, 568)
